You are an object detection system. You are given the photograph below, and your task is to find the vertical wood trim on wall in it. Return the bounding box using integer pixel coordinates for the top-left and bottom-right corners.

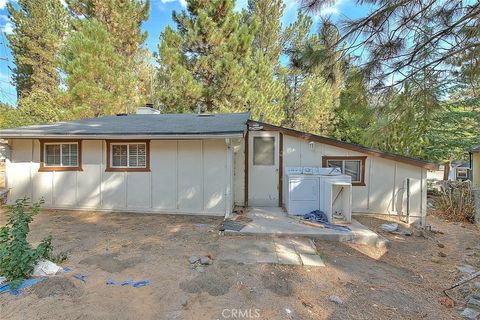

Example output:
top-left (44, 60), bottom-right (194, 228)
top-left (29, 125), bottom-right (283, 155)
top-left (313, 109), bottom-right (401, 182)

top-left (244, 130), bottom-right (249, 207)
top-left (279, 132), bottom-right (283, 207)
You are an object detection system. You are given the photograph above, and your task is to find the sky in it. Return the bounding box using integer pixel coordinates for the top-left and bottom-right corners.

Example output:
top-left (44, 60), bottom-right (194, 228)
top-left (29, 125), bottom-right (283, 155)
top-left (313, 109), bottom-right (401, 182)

top-left (0, 0), bottom-right (369, 106)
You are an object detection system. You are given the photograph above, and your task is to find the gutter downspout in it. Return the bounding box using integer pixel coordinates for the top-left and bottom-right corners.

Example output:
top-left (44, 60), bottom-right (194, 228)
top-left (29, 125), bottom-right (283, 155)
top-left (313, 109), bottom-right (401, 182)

top-left (225, 138), bottom-right (233, 218)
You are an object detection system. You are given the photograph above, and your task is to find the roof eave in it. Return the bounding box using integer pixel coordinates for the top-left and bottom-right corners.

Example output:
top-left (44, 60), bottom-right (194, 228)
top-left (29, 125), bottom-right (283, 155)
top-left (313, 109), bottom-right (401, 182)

top-left (248, 120), bottom-right (437, 171)
top-left (0, 132), bottom-right (244, 140)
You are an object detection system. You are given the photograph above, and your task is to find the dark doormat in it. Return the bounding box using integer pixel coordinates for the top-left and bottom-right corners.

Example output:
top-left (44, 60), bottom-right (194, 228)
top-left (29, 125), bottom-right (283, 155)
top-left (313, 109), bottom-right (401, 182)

top-left (219, 220), bottom-right (248, 232)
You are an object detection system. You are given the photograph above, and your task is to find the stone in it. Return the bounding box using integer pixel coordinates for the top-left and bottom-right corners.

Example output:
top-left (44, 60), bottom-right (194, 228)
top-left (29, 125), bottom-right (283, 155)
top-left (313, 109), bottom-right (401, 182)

top-left (299, 253), bottom-right (325, 267)
top-left (431, 258), bottom-right (440, 263)
top-left (467, 297), bottom-right (480, 310)
top-left (190, 264), bottom-right (196, 270)
top-left (437, 243), bottom-right (445, 248)
top-left (329, 295), bottom-right (343, 305)
top-left (461, 308), bottom-right (480, 319)
top-left (180, 297), bottom-right (188, 307)
top-left (197, 266), bottom-right (206, 273)
top-left (438, 252), bottom-right (447, 258)
top-left (438, 296), bottom-right (454, 308)
top-left (474, 282), bottom-right (480, 289)
top-left (457, 264), bottom-right (476, 275)
top-left (188, 256), bottom-right (199, 264)
top-left (200, 257), bottom-right (212, 265)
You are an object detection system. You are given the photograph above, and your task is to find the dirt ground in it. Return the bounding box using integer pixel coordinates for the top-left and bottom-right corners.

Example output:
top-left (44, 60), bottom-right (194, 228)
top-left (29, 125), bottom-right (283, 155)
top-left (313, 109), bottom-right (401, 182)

top-left (0, 208), bottom-right (478, 320)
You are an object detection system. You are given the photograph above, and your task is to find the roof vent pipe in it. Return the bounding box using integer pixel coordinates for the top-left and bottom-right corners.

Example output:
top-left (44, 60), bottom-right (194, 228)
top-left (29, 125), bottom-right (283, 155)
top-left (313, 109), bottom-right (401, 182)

top-left (258, 112), bottom-right (264, 123)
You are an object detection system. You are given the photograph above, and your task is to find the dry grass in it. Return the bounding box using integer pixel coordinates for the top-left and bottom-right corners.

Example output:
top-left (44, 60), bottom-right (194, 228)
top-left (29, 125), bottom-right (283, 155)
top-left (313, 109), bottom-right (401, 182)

top-left (434, 181), bottom-right (475, 223)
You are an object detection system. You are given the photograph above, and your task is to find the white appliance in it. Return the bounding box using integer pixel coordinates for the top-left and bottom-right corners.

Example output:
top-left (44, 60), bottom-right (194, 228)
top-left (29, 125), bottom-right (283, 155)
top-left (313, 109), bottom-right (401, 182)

top-left (285, 167), bottom-right (352, 222)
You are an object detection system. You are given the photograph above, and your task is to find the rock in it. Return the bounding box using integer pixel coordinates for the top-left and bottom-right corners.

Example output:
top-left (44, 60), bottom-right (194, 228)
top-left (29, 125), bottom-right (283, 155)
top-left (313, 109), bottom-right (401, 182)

top-left (329, 295), bottom-right (343, 305)
top-left (474, 282), bottom-right (480, 289)
top-left (438, 296), bottom-right (454, 308)
top-left (180, 297), bottom-right (188, 307)
top-left (190, 264), bottom-right (196, 270)
top-left (461, 308), bottom-right (480, 319)
top-left (457, 264), bottom-right (476, 275)
top-left (196, 266), bottom-right (206, 273)
top-left (188, 256), bottom-right (199, 264)
top-left (438, 252), bottom-right (447, 258)
top-left (437, 243), bottom-right (445, 248)
top-left (200, 257), bottom-right (212, 265)
top-left (468, 297), bottom-right (480, 310)
top-left (431, 258), bottom-right (440, 263)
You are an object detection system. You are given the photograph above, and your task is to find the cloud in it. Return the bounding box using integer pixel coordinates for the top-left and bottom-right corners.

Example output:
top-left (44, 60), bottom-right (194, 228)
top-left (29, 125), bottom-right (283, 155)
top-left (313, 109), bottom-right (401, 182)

top-left (161, 0), bottom-right (187, 8)
top-left (0, 0), bottom-right (6, 10)
top-left (317, 0), bottom-right (344, 16)
top-left (1, 21), bottom-right (12, 34)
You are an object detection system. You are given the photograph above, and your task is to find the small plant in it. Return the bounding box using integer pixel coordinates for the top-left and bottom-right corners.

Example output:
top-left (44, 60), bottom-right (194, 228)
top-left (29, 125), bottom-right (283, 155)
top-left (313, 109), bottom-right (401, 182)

top-left (0, 198), bottom-right (52, 287)
top-left (434, 181), bottom-right (475, 223)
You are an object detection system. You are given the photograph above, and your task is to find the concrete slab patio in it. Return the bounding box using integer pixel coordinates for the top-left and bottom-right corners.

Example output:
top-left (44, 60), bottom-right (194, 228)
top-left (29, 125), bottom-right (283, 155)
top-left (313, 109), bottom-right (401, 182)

top-left (217, 237), bottom-right (325, 267)
top-left (226, 207), bottom-right (389, 249)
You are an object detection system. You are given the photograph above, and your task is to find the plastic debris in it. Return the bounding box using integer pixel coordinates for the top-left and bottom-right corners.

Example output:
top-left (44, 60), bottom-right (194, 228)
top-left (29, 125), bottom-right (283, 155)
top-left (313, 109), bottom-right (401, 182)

top-left (302, 211), bottom-right (351, 232)
top-left (63, 267), bottom-right (72, 273)
top-left (106, 278), bottom-right (151, 288)
top-left (0, 276), bottom-right (6, 285)
top-left (106, 278), bottom-right (135, 286)
top-left (380, 223), bottom-right (398, 232)
top-left (33, 260), bottom-right (62, 277)
top-left (73, 273), bottom-right (88, 283)
top-left (0, 277), bottom-right (47, 296)
top-left (329, 295), bottom-right (343, 305)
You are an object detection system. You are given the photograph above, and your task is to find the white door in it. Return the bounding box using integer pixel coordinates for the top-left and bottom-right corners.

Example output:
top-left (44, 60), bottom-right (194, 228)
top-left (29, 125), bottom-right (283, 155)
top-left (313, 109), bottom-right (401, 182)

top-left (248, 131), bottom-right (279, 206)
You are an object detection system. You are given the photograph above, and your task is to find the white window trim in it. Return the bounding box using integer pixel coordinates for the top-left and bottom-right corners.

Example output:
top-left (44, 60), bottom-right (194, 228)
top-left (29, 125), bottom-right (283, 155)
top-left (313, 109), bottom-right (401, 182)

top-left (327, 159), bottom-right (362, 183)
top-left (44, 142), bottom-right (79, 167)
top-left (457, 168), bottom-right (468, 178)
top-left (110, 142), bottom-right (147, 169)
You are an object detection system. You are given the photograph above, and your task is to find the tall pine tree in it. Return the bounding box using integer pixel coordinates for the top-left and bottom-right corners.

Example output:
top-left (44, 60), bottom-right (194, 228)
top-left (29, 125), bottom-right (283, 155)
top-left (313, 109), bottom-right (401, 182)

top-left (157, 0), bottom-right (256, 113)
top-left (7, 0), bottom-right (68, 99)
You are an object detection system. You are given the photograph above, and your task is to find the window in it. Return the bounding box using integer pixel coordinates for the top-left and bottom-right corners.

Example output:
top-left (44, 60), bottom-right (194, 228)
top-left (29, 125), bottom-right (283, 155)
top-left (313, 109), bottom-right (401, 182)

top-left (253, 136), bottom-right (275, 166)
top-left (106, 141), bottom-right (150, 172)
top-left (322, 156), bottom-right (367, 186)
top-left (40, 141), bottom-right (82, 171)
top-left (457, 168), bottom-right (469, 179)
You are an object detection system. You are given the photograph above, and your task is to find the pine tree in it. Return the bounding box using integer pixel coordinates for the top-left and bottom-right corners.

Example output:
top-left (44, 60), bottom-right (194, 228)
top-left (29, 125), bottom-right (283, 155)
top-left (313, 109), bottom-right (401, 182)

top-left (157, 0), bottom-right (256, 113)
top-left (61, 19), bottom-right (139, 117)
top-left (67, 0), bottom-right (150, 61)
top-left (7, 0), bottom-right (68, 99)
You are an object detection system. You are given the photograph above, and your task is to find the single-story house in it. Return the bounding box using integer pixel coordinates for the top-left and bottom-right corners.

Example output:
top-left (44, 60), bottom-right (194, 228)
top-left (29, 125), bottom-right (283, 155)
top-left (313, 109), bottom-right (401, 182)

top-left (0, 111), bottom-right (435, 224)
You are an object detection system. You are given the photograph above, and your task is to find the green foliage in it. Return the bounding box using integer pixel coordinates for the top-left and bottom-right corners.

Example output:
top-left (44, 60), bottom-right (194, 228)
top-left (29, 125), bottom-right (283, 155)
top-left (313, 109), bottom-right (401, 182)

top-left (7, 0), bottom-right (68, 98)
top-left (157, 0), bottom-right (257, 113)
top-left (0, 198), bottom-right (52, 287)
top-left (61, 19), bottom-right (140, 117)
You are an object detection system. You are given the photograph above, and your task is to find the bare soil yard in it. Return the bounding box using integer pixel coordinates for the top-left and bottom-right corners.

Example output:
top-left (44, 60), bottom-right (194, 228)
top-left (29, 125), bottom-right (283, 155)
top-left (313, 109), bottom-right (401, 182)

top-left (0, 208), bottom-right (478, 320)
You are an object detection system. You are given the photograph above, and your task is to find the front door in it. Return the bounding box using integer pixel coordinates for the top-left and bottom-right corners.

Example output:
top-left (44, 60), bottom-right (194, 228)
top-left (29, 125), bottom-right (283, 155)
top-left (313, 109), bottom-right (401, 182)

top-left (248, 131), bottom-right (279, 206)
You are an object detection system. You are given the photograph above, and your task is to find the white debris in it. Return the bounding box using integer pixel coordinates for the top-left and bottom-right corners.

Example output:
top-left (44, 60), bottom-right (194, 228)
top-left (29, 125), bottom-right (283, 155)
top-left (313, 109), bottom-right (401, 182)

top-left (380, 223), bottom-right (398, 233)
top-left (0, 276), bottom-right (6, 285)
top-left (33, 260), bottom-right (62, 276)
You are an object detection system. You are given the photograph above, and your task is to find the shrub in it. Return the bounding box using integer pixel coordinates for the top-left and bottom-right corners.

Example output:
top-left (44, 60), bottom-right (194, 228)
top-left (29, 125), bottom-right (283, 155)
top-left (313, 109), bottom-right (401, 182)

top-left (0, 198), bottom-right (52, 287)
top-left (434, 181), bottom-right (475, 223)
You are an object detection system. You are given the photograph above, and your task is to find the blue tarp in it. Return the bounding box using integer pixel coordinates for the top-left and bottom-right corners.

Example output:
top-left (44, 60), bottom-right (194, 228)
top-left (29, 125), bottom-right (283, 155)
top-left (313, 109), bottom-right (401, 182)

top-left (106, 278), bottom-right (151, 288)
top-left (0, 277), bottom-right (47, 296)
top-left (303, 210), bottom-right (352, 232)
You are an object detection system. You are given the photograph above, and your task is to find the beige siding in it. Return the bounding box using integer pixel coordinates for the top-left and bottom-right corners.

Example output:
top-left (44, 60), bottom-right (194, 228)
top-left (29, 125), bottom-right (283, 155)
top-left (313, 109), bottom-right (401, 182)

top-left (232, 138), bottom-right (245, 206)
top-left (6, 139), bottom-right (230, 216)
top-left (473, 152), bottom-right (480, 189)
top-left (282, 134), bottom-right (427, 221)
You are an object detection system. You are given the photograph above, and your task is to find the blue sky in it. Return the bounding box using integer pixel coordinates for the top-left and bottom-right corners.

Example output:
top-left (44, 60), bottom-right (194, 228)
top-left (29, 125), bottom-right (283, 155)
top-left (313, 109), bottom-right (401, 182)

top-left (0, 0), bottom-right (368, 105)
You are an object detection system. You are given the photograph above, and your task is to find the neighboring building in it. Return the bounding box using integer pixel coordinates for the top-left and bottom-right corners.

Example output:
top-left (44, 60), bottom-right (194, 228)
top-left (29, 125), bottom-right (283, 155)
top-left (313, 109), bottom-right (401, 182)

top-left (0, 113), bottom-right (435, 224)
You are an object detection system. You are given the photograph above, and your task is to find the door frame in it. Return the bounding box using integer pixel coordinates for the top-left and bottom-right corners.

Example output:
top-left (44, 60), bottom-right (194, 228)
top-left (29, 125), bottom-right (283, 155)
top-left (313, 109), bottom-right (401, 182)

top-left (245, 129), bottom-right (282, 207)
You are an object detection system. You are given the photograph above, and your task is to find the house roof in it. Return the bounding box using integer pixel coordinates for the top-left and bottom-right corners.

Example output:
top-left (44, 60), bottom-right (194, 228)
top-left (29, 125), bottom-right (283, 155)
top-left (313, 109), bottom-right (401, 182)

top-left (471, 145), bottom-right (480, 152)
top-left (0, 112), bottom-right (251, 138)
top-left (249, 120), bottom-right (437, 170)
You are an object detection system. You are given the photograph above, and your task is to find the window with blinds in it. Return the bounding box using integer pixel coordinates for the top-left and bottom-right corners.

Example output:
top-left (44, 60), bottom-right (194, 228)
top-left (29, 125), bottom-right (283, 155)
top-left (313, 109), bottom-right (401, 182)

top-left (44, 143), bottom-right (78, 167)
top-left (110, 143), bottom-right (146, 168)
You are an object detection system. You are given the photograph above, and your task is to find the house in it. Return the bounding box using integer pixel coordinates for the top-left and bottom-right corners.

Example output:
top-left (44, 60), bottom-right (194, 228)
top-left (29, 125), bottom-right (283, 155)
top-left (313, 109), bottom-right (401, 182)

top-left (0, 112), bottom-right (435, 224)
top-left (470, 145), bottom-right (480, 189)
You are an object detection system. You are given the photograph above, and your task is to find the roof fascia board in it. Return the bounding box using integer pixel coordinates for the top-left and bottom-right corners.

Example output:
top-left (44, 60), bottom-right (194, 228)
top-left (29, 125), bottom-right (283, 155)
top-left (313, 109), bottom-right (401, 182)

top-left (0, 133), bottom-right (244, 140)
top-left (248, 120), bottom-right (437, 170)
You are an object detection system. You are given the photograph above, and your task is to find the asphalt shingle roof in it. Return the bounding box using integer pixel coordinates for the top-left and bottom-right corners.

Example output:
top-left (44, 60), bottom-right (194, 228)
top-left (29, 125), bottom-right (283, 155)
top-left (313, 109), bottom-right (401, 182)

top-left (0, 112), bottom-right (251, 138)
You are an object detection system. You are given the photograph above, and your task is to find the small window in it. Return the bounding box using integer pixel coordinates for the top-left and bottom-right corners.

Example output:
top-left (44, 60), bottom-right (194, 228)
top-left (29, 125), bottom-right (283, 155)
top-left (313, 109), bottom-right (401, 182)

top-left (322, 156), bottom-right (367, 186)
top-left (106, 141), bottom-right (150, 172)
top-left (457, 169), bottom-right (468, 179)
top-left (253, 136), bottom-right (275, 166)
top-left (40, 141), bottom-right (81, 171)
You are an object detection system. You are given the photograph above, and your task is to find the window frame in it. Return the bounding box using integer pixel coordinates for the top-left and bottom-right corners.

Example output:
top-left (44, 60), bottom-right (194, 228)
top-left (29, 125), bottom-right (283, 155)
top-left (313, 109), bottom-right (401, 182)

top-left (322, 156), bottom-right (367, 186)
top-left (456, 168), bottom-right (468, 178)
top-left (105, 140), bottom-right (150, 172)
top-left (39, 140), bottom-right (82, 172)
top-left (253, 136), bottom-right (276, 166)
